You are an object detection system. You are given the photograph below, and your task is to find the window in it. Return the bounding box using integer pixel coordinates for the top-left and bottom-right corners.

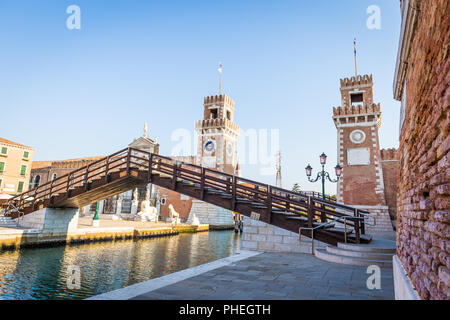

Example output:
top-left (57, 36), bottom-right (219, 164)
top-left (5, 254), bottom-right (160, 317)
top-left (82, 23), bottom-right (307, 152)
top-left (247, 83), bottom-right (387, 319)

top-left (350, 93), bottom-right (364, 106)
top-left (226, 110), bottom-right (231, 120)
top-left (0, 162), bottom-right (4, 173)
top-left (52, 173), bottom-right (57, 181)
top-left (23, 151), bottom-right (29, 160)
top-left (210, 109), bottom-right (218, 119)
top-left (160, 197), bottom-right (167, 205)
top-left (34, 175), bottom-right (41, 188)
top-left (0, 179), bottom-right (2, 188)
top-left (0, 147), bottom-right (7, 156)
top-left (70, 174), bottom-right (75, 188)
top-left (20, 165), bottom-right (27, 176)
top-left (17, 181), bottom-right (24, 193)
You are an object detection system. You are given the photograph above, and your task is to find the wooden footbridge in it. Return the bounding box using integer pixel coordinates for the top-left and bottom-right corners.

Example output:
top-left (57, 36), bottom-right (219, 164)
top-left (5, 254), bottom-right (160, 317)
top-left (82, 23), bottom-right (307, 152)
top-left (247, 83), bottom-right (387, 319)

top-left (2, 147), bottom-right (373, 246)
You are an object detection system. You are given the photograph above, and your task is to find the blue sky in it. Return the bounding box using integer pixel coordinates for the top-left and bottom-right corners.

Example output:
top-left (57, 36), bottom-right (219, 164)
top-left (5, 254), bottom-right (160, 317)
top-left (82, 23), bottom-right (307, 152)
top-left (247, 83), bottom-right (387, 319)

top-left (0, 0), bottom-right (401, 194)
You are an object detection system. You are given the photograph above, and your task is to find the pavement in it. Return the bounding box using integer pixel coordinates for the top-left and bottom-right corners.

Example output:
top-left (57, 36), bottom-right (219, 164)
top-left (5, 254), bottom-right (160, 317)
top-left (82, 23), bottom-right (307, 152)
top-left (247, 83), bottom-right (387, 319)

top-left (128, 251), bottom-right (394, 300)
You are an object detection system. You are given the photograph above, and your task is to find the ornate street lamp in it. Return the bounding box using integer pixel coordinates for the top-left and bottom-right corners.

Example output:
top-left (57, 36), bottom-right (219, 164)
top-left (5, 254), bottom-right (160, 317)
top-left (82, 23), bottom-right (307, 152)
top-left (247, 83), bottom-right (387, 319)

top-left (305, 152), bottom-right (342, 200)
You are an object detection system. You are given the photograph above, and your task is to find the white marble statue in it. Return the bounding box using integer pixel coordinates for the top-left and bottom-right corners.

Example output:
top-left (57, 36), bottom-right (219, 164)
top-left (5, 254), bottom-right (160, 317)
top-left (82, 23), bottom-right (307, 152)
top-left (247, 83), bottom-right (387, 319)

top-left (168, 204), bottom-right (181, 225)
top-left (190, 213), bottom-right (200, 226)
top-left (137, 202), bottom-right (158, 222)
top-left (137, 187), bottom-right (158, 222)
top-left (144, 122), bottom-right (149, 138)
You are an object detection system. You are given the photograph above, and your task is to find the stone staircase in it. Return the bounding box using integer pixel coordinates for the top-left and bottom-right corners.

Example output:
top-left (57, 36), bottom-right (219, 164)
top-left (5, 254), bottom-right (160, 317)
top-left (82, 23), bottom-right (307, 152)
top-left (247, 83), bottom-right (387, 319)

top-left (314, 239), bottom-right (396, 267)
top-left (0, 215), bottom-right (17, 228)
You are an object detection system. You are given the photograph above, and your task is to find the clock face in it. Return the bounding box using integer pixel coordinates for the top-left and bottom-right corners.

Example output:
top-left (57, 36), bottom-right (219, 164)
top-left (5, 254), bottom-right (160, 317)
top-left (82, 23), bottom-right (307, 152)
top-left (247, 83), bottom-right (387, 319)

top-left (226, 141), bottom-right (233, 157)
top-left (204, 140), bottom-right (215, 153)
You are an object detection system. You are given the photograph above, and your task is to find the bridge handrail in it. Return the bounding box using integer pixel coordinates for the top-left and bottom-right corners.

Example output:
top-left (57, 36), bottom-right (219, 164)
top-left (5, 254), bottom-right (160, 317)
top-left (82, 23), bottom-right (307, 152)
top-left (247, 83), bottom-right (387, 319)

top-left (4, 146), bottom-right (370, 243)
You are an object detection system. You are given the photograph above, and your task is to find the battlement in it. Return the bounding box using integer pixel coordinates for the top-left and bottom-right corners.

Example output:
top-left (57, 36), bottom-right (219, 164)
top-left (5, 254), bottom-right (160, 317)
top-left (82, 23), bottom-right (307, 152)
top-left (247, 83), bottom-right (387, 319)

top-left (333, 103), bottom-right (381, 116)
top-left (195, 118), bottom-right (240, 134)
top-left (204, 94), bottom-right (235, 109)
top-left (380, 148), bottom-right (399, 161)
top-left (340, 74), bottom-right (373, 88)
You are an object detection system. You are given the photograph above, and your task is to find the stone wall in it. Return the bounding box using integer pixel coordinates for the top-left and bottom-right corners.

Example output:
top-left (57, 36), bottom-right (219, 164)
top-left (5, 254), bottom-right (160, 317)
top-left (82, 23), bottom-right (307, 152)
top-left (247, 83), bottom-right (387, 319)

top-left (186, 200), bottom-right (234, 228)
top-left (17, 207), bottom-right (79, 235)
top-left (241, 216), bottom-right (326, 253)
top-left (396, 0), bottom-right (449, 300)
top-left (352, 205), bottom-right (393, 233)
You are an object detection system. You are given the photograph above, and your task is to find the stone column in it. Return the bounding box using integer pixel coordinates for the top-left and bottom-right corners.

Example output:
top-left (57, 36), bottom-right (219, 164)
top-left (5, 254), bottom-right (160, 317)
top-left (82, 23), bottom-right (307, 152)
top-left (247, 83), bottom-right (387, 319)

top-left (97, 200), bottom-right (105, 215)
top-left (130, 189), bottom-right (139, 219)
top-left (115, 194), bottom-right (123, 216)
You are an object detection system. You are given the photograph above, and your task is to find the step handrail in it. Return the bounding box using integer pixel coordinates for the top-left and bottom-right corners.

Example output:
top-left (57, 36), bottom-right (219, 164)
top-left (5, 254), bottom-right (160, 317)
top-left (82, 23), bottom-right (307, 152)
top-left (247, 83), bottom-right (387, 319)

top-left (298, 219), bottom-right (338, 253)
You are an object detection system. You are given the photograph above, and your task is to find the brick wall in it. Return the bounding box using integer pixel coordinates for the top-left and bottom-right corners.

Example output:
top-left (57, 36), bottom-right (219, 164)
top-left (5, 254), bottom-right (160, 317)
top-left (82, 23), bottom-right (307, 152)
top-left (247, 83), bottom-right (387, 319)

top-left (396, 0), bottom-right (449, 300)
top-left (158, 187), bottom-right (193, 221)
top-left (381, 148), bottom-right (399, 221)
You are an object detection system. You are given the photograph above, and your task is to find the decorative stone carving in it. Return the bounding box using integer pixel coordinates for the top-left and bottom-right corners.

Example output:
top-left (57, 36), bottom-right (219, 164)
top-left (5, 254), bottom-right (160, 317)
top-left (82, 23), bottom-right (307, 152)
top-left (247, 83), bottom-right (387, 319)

top-left (190, 213), bottom-right (200, 226)
top-left (349, 129), bottom-right (366, 144)
top-left (168, 204), bottom-right (180, 225)
top-left (137, 187), bottom-right (158, 222)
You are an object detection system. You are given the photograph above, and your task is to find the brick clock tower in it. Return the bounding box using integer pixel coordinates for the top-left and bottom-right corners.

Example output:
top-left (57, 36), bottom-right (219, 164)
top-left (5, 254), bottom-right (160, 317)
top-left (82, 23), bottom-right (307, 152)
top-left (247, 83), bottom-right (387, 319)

top-left (332, 74), bottom-right (393, 232)
top-left (187, 94), bottom-right (240, 227)
top-left (195, 95), bottom-right (240, 174)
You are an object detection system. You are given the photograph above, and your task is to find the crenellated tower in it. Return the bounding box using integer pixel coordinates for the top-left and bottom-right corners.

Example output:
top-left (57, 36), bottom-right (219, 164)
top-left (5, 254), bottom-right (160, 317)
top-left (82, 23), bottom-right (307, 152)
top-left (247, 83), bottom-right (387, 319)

top-left (195, 94), bottom-right (240, 175)
top-left (332, 74), bottom-right (386, 207)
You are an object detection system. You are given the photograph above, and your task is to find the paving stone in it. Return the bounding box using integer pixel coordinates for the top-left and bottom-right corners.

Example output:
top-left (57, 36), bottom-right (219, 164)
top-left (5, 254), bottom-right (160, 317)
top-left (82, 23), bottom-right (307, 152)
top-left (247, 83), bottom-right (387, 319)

top-left (131, 252), bottom-right (394, 300)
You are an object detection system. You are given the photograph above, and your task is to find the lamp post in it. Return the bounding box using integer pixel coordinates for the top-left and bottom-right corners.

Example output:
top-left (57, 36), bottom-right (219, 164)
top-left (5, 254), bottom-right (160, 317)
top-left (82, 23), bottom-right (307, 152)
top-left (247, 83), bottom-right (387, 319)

top-left (92, 201), bottom-right (100, 227)
top-left (305, 152), bottom-right (342, 200)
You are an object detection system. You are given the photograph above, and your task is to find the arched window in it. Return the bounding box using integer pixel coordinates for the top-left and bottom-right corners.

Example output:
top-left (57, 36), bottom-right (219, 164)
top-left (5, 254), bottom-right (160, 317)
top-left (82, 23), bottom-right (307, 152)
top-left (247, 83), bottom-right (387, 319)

top-left (34, 175), bottom-right (41, 188)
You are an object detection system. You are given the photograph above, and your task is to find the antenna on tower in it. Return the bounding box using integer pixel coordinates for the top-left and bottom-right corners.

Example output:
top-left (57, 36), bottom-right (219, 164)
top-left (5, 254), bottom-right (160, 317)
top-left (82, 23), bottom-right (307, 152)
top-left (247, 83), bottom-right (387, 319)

top-left (354, 38), bottom-right (358, 78)
top-left (217, 62), bottom-right (223, 95)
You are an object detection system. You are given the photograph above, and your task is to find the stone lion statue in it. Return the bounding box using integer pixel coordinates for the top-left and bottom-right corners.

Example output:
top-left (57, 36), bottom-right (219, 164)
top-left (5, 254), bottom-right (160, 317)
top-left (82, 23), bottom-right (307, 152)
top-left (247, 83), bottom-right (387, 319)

top-left (137, 200), bottom-right (158, 222)
top-left (168, 204), bottom-right (180, 225)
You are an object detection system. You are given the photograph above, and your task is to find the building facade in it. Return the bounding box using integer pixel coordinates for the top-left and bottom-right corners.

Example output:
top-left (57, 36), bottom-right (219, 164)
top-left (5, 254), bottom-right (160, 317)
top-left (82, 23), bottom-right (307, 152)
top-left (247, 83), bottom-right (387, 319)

top-left (392, 0), bottom-right (449, 300)
top-left (0, 137), bottom-right (35, 196)
top-left (332, 75), bottom-right (398, 232)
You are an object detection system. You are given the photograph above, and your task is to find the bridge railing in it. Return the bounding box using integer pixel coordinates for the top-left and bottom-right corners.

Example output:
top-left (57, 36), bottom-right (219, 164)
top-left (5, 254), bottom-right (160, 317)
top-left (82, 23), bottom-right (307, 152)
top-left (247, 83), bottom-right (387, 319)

top-left (4, 146), bottom-right (371, 241)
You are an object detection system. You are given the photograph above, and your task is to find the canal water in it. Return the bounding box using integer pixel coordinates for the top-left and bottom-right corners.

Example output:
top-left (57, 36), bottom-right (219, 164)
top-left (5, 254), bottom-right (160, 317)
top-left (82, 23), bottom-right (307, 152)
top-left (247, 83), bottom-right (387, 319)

top-left (0, 231), bottom-right (241, 300)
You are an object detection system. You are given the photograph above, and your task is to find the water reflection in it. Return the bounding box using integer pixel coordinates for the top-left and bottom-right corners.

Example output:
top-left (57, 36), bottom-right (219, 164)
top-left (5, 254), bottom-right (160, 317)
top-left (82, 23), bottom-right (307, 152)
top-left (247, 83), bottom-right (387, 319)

top-left (0, 231), bottom-right (240, 300)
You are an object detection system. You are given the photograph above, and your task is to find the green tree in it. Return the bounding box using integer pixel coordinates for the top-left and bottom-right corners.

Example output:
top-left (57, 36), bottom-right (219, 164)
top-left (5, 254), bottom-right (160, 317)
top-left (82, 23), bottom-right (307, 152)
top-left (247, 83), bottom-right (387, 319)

top-left (292, 183), bottom-right (302, 193)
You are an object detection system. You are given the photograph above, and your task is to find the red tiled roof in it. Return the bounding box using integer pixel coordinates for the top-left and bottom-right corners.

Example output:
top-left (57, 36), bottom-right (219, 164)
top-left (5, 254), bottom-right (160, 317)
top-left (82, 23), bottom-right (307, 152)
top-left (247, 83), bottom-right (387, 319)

top-left (32, 156), bottom-right (106, 169)
top-left (0, 137), bottom-right (33, 149)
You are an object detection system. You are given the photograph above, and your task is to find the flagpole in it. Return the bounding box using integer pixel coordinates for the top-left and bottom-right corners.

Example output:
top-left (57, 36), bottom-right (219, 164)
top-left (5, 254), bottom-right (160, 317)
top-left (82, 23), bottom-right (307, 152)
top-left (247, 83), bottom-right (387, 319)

top-left (218, 62), bottom-right (222, 95)
top-left (354, 38), bottom-right (358, 78)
